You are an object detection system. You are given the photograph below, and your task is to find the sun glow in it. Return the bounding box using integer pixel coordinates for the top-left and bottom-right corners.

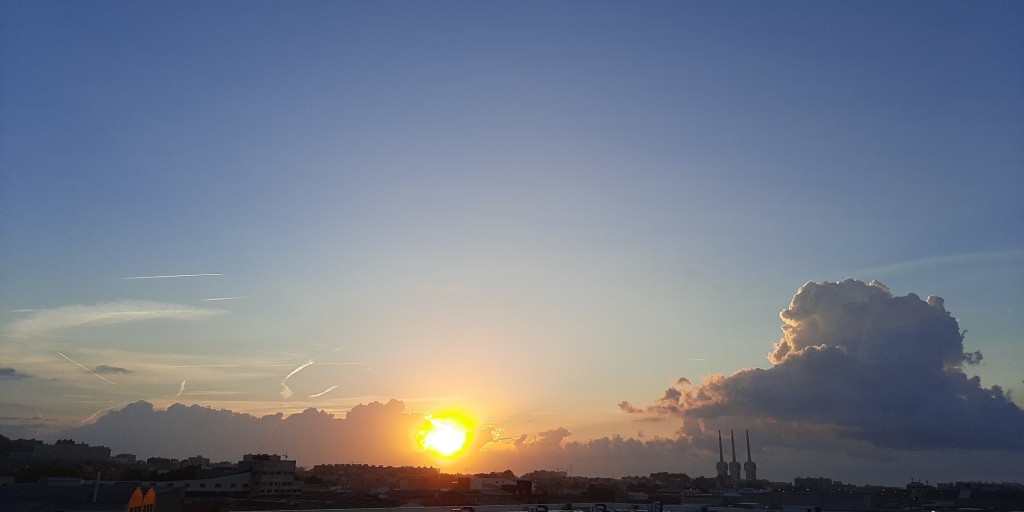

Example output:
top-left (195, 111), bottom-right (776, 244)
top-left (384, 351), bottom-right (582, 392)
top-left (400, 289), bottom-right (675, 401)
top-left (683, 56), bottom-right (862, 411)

top-left (417, 412), bottom-right (474, 459)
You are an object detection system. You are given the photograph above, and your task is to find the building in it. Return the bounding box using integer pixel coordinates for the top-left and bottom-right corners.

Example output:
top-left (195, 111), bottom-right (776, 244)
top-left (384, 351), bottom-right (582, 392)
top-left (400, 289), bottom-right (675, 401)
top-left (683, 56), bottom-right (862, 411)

top-left (141, 471), bottom-right (252, 497)
top-left (237, 453), bottom-right (300, 496)
top-left (27, 440), bottom-right (111, 463)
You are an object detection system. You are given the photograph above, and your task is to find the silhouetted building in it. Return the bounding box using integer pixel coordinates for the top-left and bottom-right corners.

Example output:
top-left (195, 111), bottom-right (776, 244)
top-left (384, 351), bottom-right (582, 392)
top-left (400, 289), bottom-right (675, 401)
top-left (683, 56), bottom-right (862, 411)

top-left (27, 440), bottom-right (110, 463)
top-left (238, 453), bottom-right (300, 496)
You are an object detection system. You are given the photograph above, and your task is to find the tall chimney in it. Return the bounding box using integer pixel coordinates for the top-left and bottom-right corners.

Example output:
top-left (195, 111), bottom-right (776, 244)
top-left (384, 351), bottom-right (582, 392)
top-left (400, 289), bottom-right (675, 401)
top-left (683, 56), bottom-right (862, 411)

top-left (744, 429), bottom-right (757, 481)
top-left (716, 431), bottom-right (729, 482)
top-left (728, 430), bottom-right (741, 481)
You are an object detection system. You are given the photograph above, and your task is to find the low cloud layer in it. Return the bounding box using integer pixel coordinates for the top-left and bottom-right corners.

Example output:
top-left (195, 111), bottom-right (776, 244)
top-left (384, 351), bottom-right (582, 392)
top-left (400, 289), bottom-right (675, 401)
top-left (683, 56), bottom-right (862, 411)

top-left (64, 400), bottom-right (448, 466)
top-left (58, 399), bottom-right (705, 478)
top-left (5, 301), bottom-right (226, 338)
top-left (622, 279), bottom-right (1024, 451)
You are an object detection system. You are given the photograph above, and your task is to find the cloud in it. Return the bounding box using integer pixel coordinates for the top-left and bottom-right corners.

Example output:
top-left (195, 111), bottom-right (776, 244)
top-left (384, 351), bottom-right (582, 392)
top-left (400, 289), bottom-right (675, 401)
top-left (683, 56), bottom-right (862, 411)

top-left (280, 360), bottom-right (314, 399)
top-left (0, 367), bottom-right (33, 380)
top-left (61, 399), bottom-right (694, 477)
top-left (849, 250), bottom-right (1024, 277)
top-left (121, 273), bottom-right (221, 280)
top-left (5, 301), bottom-right (226, 337)
top-left (63, 400), bottom-right (431, 466)
top-left (622, 279), bottom-right (1024, 452)
top-left (94, 365), bottom-right (132, 374)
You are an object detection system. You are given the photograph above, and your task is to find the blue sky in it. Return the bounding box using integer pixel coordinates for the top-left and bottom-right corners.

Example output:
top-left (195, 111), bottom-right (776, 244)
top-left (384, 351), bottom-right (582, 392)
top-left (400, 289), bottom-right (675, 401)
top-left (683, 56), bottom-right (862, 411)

top-left (1, 1), bottom-right (1022, 484)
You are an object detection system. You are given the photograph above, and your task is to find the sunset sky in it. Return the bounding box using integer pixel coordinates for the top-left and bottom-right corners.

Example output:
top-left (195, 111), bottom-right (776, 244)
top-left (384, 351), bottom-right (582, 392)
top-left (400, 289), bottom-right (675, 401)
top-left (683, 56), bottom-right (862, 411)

top-left (2, 1), bottom-right (1022, 485)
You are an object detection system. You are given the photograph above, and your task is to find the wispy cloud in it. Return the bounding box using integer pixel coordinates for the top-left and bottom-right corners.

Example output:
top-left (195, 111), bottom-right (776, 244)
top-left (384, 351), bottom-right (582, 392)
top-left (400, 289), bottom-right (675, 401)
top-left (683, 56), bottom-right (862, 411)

top-left (120, 273), bottom-right (221, 280)
top-left (166, 363), bottom-right (294, 368)
top-left (281, 360), bottom-right (314, 399)
top-left (848, 250), bottom-right (1024, 277)
top-left (309, 385), bottom-right (338, 398)
top-left (200, 296), bottom-right (247, 302)
top-left (58, 353), bottom-right (117, 385)
top-left (176, 380), bottom-right (186, 398)
top-left (6, 301), bottom-right (226, 337)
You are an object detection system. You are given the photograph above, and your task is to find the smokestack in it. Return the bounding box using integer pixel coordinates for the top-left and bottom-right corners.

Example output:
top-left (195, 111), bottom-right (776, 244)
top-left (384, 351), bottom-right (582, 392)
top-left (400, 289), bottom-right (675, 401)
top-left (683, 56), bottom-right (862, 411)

top-left (731, 430), bottom-right (737, 462)
top-left (746, 429), bottom-right (752, 462)
top-left (719, 431), bottom-right (725, 462)
top-left (729, 430), bottom-right (742, 481)
top-left (716, 431), bottom-right (729, 482)
top-left (744, 429), bottom-right (757, 481)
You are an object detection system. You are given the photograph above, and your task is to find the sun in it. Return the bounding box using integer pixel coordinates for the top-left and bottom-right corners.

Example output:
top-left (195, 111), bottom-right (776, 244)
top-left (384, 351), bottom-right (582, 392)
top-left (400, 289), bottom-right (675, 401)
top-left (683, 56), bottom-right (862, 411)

top-left (416, 412), bottom-right (474, 459)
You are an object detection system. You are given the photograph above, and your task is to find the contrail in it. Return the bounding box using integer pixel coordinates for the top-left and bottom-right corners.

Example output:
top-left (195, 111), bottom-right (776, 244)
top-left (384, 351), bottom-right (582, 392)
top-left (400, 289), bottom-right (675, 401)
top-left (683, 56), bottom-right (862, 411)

top-left (122, 273), bottom-right (221, 280)
top-left (176, 380), bottom-right (186, 398)
top-left (58, 352), bottom-right (117, 385)
top-left (201, 296), bottom-right (247, 302)
top-left (308, 385), bottom-right (338, 398)
top-left (81, 402), bottom-right (127, 424)
top-left (284, 360), bottom-right (314, 381)
top-left (280, 360), bottom-right (314, 399)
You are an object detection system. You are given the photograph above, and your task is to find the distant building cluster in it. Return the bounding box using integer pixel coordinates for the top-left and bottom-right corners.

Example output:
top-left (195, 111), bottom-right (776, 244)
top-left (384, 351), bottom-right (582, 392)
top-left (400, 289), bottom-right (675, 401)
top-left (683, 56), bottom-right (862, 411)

top-left (2, 436), bottom-right (1024, 512)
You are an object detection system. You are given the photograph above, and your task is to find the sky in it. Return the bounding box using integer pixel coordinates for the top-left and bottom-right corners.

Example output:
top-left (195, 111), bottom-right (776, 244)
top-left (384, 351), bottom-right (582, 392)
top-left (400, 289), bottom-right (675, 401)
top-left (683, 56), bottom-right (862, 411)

top-left (1, 1), bottom-right (1023, 486)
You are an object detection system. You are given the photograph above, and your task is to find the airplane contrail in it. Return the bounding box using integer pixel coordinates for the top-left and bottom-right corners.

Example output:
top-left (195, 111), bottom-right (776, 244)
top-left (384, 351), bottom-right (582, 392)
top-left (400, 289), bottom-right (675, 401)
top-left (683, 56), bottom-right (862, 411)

top-left (200, 296), bottom-right (248, 302)
top-left (284, 360), bottom-right (314, 381)
top-left (280, 360), bottom-right (314, 399)
top-left (308, 385), bottom-right (338, 398)
top-left (121, 273), bottom-right (221, 280)
top-left (58, 352), bottom-right (117, 385)
top-left (81, 402), bottom-right (127, 423)
top-left (176, 380), bottom-right (186, 398)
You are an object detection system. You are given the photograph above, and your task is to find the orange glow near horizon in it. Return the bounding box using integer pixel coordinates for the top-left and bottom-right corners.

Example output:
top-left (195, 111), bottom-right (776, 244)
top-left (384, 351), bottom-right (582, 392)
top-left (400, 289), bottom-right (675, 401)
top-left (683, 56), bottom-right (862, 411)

top-left (416, 411), bottom-right (475, 459)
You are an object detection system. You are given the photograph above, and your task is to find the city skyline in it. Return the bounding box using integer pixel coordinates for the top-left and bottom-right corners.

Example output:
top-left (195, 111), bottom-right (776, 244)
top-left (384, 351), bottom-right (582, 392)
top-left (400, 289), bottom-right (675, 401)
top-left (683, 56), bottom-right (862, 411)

top-left (2, 1), bottom-right (1023, 487)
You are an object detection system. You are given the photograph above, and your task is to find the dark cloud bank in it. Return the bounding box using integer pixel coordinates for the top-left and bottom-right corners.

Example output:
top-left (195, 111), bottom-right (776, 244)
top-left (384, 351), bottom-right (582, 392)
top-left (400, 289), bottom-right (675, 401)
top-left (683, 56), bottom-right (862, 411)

top-left (58, 280), bottom-right (1023, 484)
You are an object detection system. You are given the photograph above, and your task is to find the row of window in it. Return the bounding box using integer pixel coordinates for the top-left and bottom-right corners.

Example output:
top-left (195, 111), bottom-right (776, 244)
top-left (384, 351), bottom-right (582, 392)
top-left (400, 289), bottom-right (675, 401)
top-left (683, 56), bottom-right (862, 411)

top-left (147, 481), bottom-right (249, 489)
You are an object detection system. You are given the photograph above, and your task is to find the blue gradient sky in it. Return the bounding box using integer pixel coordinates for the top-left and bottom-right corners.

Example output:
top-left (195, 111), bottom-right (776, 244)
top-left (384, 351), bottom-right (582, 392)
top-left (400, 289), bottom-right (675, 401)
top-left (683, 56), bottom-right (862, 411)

top-left (2, 1), bottom-right (1022, 481)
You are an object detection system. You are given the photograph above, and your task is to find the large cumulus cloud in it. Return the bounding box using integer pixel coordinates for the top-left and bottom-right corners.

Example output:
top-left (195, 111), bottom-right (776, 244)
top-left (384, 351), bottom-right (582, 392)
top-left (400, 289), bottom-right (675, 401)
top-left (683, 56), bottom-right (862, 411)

top-left (622, 279), bottom-right (1024, 451)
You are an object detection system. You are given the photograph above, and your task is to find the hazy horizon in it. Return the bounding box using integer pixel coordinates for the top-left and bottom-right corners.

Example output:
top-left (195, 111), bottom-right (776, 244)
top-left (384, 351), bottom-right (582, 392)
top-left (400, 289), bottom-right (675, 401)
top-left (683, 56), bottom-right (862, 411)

top-left (2, 0), bottom-right (1022, 489)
